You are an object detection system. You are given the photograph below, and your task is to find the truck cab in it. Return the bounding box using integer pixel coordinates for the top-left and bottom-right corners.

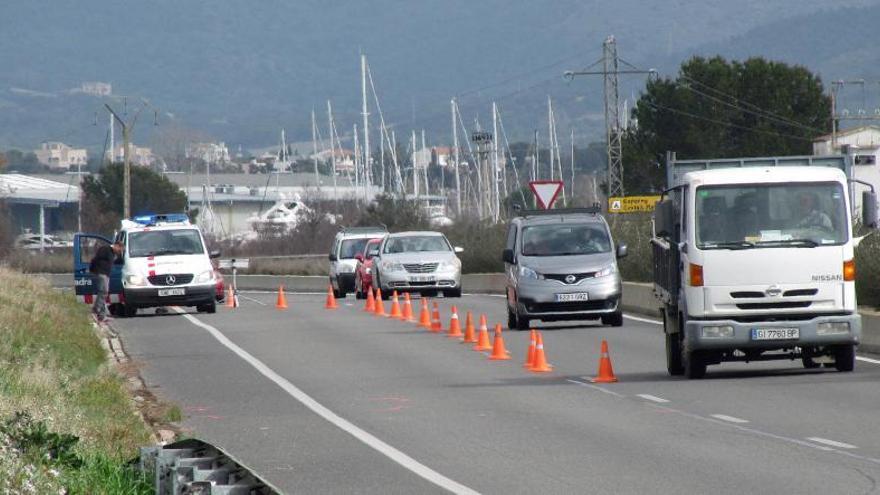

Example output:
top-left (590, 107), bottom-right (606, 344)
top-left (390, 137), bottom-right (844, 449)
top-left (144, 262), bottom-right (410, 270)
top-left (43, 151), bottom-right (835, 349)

top-left (653, 155), bottom-right (877, 378)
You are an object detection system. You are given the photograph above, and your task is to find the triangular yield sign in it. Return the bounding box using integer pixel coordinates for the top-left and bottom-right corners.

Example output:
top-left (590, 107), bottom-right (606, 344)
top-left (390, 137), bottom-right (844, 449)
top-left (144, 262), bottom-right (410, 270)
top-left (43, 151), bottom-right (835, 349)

top-left (528, 181), bottom-right (564, 209)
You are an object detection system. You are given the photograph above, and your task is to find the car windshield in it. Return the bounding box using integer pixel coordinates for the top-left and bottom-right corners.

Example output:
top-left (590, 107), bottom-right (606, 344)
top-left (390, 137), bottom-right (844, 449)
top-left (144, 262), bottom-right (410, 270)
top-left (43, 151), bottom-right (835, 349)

top-left (696, 182), bottom-right (848, 249)
top-left (521, 223), bottom-right (611, 256)
top-left (339, 238), bottom-right (372, 259)
top-left (128, 229), bottom-right (204, 257)
top-left (383, 235), bottom-right (450, 253)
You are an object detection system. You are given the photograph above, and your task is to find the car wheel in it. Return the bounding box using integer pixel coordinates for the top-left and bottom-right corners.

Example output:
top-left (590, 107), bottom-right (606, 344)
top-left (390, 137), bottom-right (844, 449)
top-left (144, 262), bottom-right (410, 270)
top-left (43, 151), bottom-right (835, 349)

top-left (443, 288), bottom-right (462, 298)
top-left (834, 344), bottom-right (855, 372)
top-left (601, 309), bottom-right (624, 327)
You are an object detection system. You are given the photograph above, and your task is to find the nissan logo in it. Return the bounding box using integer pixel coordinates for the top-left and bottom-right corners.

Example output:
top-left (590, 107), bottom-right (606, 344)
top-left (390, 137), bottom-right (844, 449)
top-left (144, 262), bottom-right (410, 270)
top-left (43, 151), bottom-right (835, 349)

top-left (165, 275), bottom-right (177, 285)
top-left (565, 274), bottom-right (577, 284)
top-left (765, 285), bottom-right (782, 297)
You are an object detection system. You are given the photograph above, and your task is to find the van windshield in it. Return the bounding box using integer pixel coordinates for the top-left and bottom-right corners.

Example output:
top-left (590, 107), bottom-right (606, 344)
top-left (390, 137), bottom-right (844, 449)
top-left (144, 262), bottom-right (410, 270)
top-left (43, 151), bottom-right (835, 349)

top-left (128, 229), bottom-right (204, 257)
top-left (521, 224), bottom-right (611, 256)
top-left (339, 238), bottom-right (372, 259)
top-left (695, 182), bottom-right (848, 249)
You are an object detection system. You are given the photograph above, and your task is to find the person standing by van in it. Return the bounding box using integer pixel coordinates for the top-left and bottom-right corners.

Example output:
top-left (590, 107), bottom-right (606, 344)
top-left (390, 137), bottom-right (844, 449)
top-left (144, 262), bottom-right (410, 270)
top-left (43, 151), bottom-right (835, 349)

top-left (89, 242), bottom-right (122, 322)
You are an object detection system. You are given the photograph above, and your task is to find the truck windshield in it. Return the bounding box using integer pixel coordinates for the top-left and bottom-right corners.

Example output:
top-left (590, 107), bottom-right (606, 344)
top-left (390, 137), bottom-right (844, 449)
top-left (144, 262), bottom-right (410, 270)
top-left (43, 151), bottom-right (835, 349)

top-left (695, 182), bottom-right (848, 249)
top-left (521, 224), bottom-right (611, 256)
top-left (128, 229), bottom-right (205, 257)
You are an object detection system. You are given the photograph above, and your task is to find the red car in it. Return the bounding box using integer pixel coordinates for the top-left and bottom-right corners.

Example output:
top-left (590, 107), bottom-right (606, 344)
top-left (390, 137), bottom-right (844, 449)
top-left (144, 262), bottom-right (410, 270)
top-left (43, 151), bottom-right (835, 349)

top-left (354, 238), bottom-right (383, 299)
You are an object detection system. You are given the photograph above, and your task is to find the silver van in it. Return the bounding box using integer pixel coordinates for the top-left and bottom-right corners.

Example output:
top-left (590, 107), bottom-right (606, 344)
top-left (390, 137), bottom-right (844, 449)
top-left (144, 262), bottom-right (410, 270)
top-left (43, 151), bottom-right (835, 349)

top-left (502, 208), bottom-right (627, 330)
top-left (329, 226), bottom-right (388, 298)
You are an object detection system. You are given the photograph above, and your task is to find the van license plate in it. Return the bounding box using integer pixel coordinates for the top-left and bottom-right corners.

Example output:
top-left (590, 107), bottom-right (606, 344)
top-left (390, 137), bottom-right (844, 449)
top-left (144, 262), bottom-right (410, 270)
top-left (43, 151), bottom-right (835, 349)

top-left (751, 328), bottom-right (799, 340)
top-left (158, 288), bottom-right (185, 297)
top-left (556, 293), bottom-right (589, 302)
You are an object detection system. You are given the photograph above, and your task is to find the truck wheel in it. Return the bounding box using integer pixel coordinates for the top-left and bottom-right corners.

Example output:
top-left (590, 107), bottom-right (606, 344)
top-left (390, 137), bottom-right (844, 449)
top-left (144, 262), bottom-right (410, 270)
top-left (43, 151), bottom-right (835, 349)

top-left (602, 309), bottom-right (624, 327)
top-left (683, 349), bottom-right (707, 379)
top-left (833, 344), bottom-right (855, 372)
top-left (666, 332), bottom-right (684, 376)
top-left (801, 356), bottom-right (821, 369)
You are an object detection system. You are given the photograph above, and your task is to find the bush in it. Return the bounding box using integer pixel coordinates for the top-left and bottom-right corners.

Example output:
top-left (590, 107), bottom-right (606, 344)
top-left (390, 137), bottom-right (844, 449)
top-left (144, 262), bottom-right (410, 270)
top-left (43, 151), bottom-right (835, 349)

top-left (855, 231), bottom-right (880, 308)
top-left (608, 214), bottom-right (654, 283)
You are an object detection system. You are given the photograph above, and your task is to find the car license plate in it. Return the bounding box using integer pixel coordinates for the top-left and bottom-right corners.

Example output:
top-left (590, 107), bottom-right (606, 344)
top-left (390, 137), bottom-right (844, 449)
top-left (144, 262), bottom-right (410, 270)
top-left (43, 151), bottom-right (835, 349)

top-left (409, 276), bottom-right (435, 282)
top-left (556, 292), bottom-right (589, 302)
top-left (751, 328), bottom-right (799, 340)
top-left (158, 288), bottom-right (185, 297)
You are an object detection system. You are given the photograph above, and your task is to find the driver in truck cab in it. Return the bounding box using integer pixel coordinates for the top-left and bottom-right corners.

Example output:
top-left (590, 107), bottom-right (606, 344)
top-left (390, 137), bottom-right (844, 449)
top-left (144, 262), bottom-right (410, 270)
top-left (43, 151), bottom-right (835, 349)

top-left (795, 191), bottom-right (833, 231)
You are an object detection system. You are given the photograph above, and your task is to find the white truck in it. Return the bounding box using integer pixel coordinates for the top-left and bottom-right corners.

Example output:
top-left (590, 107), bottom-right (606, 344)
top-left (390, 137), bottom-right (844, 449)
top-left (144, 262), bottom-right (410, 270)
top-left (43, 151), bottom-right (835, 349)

top-left (652, 153), bottom-right (877, 378)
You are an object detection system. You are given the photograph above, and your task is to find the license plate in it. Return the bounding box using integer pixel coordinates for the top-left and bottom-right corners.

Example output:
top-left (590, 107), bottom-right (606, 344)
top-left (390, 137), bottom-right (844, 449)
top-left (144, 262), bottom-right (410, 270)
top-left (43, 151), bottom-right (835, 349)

top-left (556, 292), bottom-right (589, 302)
top-left (158, 288), bottom-right (185, 297)
top-left (751, 328), bottom-right (799, 340)
top-left (409, 276), bottom-right (435, 282)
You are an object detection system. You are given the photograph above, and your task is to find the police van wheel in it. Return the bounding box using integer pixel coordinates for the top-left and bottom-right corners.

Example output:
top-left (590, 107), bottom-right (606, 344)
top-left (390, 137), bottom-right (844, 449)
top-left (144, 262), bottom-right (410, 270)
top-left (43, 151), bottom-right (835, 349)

top-left (197, 302), bottom-right (216, 314)
top-left (109, 303), bottom-right (123, 317)
top-left (122, 304), bottom-right (137, 318)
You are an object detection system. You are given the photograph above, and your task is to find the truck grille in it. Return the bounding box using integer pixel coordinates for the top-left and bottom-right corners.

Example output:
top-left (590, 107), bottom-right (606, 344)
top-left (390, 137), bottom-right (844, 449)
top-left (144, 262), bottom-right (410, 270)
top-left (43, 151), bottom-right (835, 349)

top-left (148, 274), bottom-right (194, 286)
top-left (544, 273), bottom-right (596, 284)
top-left (735, 302), bottom-right (811, 310)
top-left (404, 263), bottom-right (438, 273)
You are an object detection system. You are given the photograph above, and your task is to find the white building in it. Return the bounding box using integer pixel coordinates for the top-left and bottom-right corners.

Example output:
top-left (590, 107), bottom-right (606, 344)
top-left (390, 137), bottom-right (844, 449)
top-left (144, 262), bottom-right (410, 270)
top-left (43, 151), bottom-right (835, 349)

top-left (185, 142), bottom-right (231, 165)
top-left (34, 142), bottom-right (88, 171)
top-left (106, 144), bottom-right (157, 167)
top-left (312, 149), bottom-right (355, 173)
top-left (813, 125), bottom-right (880, 212)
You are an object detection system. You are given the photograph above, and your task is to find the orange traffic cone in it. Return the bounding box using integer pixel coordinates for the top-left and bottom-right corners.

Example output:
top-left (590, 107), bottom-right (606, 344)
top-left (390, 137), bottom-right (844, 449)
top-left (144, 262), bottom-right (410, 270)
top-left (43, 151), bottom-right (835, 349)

top-left (430, 302), bottom-right (443, 333)
top-left (325, 285), bottom-right (338, 310)
top-left (374, 289), bottom-right (386, 316)
top-left (523, 329), bottom-right (537, 368)
top-left (529, 332), bottom-right (553, 372)
top-left (402, 293), bottom-right (414, 321)
top-left (447, 306), bottom-right (463, 338)
top-left (418, 298), bottom-right (432, 329)
top-left (488, 324), bottom-right (512, 360)
top-left (591, 339), bottom-right (618, 383)
top-left (364, 288), bottom-right (375, 312)
top-left (275, 285), bottom-right (288, 310)
top-left (388, 291), bottom-right (403, 318)
top-left (225, 286), bottom-right (234, 308)
top-left (461, 311), bottom-right (477, 343)
top-left (472, 315), bottom-right (492, 351)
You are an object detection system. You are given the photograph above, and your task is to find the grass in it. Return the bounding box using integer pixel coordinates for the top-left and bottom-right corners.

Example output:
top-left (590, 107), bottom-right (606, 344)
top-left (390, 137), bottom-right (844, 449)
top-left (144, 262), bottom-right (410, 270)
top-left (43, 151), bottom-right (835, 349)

top-left (4, 249), bottom-right (72, 274)
top-left (0, 266), bottom-right (155, 494)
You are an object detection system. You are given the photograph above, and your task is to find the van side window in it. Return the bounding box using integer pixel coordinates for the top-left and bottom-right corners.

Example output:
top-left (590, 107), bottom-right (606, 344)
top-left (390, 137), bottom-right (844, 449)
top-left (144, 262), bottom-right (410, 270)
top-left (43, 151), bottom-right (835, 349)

top-left (505, 224), bottom-right (517, 251)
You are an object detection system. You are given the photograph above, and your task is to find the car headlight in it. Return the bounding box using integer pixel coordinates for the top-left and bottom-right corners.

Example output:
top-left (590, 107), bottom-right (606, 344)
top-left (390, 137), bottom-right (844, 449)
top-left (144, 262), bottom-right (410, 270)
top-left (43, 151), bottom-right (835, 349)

top-left (438, 259), bottom-right (461, 271)
top-left (125, 274), bottom-right (147, 286)
top-left (817, 322), bottom-right (850, 335)
top-left (196, 270), bottom-right (214, 283)
top-left (594, 265), bottom-right (617, 278)
top-left (519, 265), bottom-right (540, 280)
top-left (381, 261), bottom-right (405, 272)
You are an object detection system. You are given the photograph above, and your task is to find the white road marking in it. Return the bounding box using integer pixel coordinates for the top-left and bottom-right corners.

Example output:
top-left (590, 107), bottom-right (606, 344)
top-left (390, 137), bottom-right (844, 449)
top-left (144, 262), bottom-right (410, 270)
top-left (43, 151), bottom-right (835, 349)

top-left (238, 295), bottom-right (267, 306)
top-left (636, 394), bottom-right (669, 403)
top-left (566, 378), bottom-right (625, 398)
top-left (806, 437), bottom-right (858, 449)
top-left (856, 356), bottom-right (880, 364)
top-left (710, 414), bottom-right (749, 424)
top-left (174, 308), bottom-right (479, 495)
top-left (623, 314), bottom-right (662, 325)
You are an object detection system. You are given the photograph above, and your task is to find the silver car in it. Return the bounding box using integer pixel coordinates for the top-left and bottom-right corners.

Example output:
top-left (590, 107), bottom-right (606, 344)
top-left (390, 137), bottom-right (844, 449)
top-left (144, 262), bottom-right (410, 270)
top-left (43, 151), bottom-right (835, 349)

top-left (503, 208), bottom-right (627, 330)
top-left (373, 231), bottom-right (463, 298)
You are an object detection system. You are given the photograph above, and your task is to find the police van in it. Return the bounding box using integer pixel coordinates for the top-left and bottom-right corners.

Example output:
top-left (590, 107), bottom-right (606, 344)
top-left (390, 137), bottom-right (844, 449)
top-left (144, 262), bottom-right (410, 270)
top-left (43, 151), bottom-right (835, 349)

top-left (74, 213), bottom-right (221, 317)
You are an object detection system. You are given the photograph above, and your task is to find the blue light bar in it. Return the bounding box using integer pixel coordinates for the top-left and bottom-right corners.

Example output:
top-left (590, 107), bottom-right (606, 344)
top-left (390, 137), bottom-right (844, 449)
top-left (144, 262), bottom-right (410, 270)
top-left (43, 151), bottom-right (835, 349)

top-left (130, 213), bottom-right (190, 226)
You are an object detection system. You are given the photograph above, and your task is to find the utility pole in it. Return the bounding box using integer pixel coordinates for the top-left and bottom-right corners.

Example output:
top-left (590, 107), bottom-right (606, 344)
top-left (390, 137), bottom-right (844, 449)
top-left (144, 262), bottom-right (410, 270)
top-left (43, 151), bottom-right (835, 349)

top-left (109, 113), bottom-right (114, 163)
top-left (565, 35), bottom-right (656, 200)
top-left (105, 102), bottom-right (146, 219)
top-left (361, 54), bottom-right (371, 196)
top-left (451, 98), bottom-right (462, 216)
top-left (570, 128), bottom-right (576, 201)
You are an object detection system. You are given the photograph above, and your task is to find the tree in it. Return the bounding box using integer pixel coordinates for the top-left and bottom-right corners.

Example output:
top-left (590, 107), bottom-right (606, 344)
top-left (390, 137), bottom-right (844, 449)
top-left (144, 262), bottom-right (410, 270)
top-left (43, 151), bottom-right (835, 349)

top-left (80, 163), bottom-right (188, 234)
top-left (623, 56), bottom-right (831, 193)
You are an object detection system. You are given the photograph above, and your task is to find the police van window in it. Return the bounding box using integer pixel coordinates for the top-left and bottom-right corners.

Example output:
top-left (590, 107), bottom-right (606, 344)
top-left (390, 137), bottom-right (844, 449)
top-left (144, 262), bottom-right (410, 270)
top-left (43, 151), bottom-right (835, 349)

top-left (128, 229), bottom-right (204, 257)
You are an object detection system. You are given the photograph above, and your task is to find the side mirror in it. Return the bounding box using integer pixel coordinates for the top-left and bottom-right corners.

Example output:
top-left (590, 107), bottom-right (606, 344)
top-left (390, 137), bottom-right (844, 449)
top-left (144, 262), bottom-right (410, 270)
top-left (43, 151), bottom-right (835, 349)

top-left (863, 190), bottom-right (878, 228)
top-left (354, 253), bottom-right (364, 262)
top-left (502, 248), bottom-right (515, 264)
top-left (616, 243), bottom-right (628, 259)
top-left (454, 246), bottom-right (464, 253)
top-left (654, 200), bottom-right (674, 238)
top-left (328, 253), bottom-right (338, 262)
top-left (209, 249), bottom-right (221, 259)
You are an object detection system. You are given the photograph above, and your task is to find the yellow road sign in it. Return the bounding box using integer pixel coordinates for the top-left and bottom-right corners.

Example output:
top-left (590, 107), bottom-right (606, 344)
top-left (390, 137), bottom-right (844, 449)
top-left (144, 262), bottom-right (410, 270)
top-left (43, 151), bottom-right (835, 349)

top-left (608, 195), bottom-right (661, 213)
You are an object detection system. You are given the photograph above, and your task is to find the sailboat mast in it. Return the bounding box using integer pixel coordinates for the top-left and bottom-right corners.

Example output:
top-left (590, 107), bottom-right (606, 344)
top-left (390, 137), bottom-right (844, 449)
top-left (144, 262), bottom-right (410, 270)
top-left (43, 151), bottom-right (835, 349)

top-left (452, 99), bottom-right (461, 216)
top-left (412, 130), bottom-right (419, 197)
top-left (327, 101), bottom-right (336, 203)
top-left (311, 109), bottom-right (320, 187)
top-left (492, 102), bottom-right (500, 223)
top-left (361, 54), bottom-right (371, 197)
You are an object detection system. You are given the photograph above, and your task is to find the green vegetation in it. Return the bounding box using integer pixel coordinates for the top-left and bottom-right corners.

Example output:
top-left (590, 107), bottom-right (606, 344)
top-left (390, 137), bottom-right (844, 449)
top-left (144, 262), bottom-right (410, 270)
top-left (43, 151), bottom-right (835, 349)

top-left (0, 267), bottom-right (154, 493)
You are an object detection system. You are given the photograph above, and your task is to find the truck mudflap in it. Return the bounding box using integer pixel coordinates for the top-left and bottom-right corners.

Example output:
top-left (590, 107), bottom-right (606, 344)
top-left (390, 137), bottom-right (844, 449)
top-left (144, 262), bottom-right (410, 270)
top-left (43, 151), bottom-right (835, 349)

top-left (139, 438), bottom-right (280, 494)
top-left (684, 313), bottom-right (861, 350)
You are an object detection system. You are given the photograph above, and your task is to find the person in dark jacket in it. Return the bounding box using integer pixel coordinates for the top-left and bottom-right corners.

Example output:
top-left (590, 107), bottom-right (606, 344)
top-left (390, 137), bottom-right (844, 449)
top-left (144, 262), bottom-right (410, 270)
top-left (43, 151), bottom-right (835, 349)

top-left (89, 242), bottom-right (123, 321)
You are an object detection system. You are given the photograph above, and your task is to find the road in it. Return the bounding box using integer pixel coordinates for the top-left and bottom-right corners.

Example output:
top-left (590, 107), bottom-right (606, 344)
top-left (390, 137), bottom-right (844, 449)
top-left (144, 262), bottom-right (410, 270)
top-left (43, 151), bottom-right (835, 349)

top-left (114, 292), bottom-right (880, 494)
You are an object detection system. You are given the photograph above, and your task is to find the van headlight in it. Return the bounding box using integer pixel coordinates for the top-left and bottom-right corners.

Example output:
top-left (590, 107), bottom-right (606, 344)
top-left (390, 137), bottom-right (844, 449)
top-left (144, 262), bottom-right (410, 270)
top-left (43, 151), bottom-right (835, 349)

top-left (594, 265), bottom-right (617, 278)
top-left (126, 274), bottom-right (147, 286)
top-left (196, 270), bottom-right (214, 283)
top-left (519, 266), bottom-right (540, 280)
top-left (817, 322), bottom-right (850, 335)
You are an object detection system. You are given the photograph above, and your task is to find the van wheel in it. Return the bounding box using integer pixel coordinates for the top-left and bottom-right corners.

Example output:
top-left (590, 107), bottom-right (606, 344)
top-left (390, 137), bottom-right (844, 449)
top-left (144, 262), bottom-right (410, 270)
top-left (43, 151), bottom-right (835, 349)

top-left (683, 349), bottom-right (707, 379)
top-left (602, 309), bottom-right (624, 327)
top-left (508, 307), bottom-right (528, 331)
top-left (833, 344), bottom-right (855, 372)
top-left (666, 332), bottom-right (684, 376)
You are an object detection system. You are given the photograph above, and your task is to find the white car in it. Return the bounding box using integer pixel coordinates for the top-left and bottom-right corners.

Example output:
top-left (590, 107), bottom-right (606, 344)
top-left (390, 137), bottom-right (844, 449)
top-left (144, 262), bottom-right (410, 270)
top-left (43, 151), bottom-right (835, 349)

top-left (372, 231), bottom-right (463, 298)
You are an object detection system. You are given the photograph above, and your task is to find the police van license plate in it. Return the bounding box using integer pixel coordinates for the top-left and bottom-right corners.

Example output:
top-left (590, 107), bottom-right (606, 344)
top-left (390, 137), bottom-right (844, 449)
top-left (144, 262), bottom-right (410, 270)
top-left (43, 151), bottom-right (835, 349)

top-left (158, 288), bottom-right (185, 297)
top-left (751, 328), bottom-right (799, 340)
top-left (556, 293), bottom-right (589, 302)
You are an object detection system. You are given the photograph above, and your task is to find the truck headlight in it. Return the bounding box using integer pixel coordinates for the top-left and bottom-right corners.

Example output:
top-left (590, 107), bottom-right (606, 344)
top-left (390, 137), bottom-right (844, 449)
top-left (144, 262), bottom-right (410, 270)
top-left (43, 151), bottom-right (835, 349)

top-left (519, 266), bottom-right (540, 280)
top-left (196, 270), bottom-right (214, 283)
top-left (594, 265), bottom-right (617, 278)
top-left (817, 322), bottom-right (850, 335)
top-left (126, 274), bottom-right (147, 286)
top-left (701, 325), bottom-right (734, 338)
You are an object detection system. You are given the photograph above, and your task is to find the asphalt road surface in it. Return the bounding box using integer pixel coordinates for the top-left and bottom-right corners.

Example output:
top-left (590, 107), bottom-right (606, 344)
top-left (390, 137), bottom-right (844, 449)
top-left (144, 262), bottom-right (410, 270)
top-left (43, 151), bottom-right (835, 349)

top-left (114, 292), bottom-right (880, 494)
